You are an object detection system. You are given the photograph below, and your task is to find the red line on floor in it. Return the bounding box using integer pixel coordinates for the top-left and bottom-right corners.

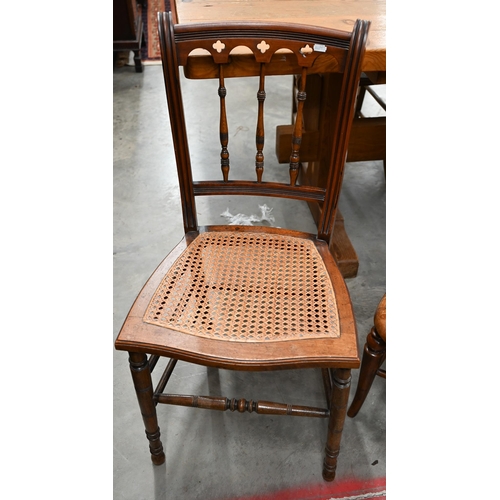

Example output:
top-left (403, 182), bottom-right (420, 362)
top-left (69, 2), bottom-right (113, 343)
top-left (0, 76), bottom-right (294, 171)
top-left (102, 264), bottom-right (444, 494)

top-left (221, 477), bottom-right (386, 500)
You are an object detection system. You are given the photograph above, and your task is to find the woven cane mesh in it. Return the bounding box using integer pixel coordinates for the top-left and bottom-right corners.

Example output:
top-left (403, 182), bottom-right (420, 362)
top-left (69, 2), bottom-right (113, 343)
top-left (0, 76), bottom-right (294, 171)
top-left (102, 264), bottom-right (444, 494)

top-left (143, 232), bottom-right (340, 342)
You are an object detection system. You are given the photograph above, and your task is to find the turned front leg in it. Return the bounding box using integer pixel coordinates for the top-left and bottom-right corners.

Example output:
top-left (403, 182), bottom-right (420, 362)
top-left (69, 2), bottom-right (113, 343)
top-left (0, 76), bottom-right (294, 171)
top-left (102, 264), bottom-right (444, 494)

top-left (347, 327), bottom-right (385, 418)
top-left (323, 368), bottom-right (351, 481)
top-left (129, 352), bottom-right (165, 465)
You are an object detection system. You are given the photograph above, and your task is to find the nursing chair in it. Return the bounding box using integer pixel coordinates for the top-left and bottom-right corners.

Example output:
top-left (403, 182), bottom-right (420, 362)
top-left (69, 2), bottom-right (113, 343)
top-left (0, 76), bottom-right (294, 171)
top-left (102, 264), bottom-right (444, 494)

top-left (347, 294), bottom-right (386, 417)
top-left (114, 11), bottom-right (370, 481)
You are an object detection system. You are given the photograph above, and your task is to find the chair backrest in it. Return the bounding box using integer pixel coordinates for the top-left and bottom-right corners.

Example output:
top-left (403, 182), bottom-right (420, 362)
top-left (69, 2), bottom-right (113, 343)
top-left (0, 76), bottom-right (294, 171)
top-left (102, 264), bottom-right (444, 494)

top-left (158, 11), bottom-right (370, 243)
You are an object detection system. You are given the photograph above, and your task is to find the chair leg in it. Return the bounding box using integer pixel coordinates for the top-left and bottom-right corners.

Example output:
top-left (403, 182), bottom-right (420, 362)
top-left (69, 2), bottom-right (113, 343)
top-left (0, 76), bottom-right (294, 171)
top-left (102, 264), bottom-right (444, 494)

top-left (322, 368), bottom-right (351, 481)
top-left (347, 327), bottom-right (386, 418)
top-left (128, 352), bottom-right (165, 465)
top-left (133, 50), bottom-right (143, 73)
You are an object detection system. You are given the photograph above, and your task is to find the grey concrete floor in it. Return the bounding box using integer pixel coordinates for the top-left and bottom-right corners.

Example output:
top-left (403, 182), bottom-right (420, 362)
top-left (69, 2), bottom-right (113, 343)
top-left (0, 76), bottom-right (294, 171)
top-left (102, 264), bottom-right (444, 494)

top-left (114, 62), bottom-right (386, 500)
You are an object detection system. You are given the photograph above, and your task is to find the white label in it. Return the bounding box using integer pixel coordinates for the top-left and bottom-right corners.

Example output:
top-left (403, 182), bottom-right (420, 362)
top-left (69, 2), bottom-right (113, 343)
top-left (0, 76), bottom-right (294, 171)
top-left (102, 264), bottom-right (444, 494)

top-left (313, 44), bottom-right (327, 53)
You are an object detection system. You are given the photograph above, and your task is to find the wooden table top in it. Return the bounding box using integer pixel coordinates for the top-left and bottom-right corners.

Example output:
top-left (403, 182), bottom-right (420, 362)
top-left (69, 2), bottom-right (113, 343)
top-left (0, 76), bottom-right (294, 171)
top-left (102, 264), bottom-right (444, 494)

top-left (173, 0), bottom-right (386, 72)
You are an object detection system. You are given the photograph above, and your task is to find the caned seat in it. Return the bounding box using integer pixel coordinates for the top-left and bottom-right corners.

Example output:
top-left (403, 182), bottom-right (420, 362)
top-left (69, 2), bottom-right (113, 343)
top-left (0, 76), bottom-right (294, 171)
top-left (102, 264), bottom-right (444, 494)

top-left (115, 7), bottom-right (370, 482)
top-left (144, 231), bottom-right (340, 343)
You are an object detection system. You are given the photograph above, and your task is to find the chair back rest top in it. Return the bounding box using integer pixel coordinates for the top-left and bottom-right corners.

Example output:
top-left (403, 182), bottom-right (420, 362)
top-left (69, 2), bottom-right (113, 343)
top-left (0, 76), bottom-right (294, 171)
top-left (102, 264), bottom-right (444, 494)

top-left (158, 12), bottom-right (370, 243)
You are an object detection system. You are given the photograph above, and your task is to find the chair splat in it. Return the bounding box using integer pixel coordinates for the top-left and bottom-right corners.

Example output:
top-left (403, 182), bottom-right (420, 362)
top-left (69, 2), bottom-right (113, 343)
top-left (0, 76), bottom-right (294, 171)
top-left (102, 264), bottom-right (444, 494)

top-left (289, 67), bottom-right (308, 186)
top-left (255, 63), bottom-right (266, 183)
top-left (218, 64), bottom-right (230, 182)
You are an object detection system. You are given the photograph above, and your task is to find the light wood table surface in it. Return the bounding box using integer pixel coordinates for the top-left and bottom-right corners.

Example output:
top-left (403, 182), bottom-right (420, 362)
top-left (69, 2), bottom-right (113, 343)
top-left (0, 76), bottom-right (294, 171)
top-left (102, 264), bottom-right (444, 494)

top-left (172, 0), bottom-right (386, 278)
top-left (173, 0), bottom-right (385, 72)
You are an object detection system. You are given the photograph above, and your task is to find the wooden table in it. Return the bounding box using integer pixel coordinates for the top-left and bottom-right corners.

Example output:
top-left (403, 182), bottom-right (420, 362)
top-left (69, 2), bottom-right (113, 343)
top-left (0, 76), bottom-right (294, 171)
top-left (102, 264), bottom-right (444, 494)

top-left (172, 0), bottom-right (386, 278)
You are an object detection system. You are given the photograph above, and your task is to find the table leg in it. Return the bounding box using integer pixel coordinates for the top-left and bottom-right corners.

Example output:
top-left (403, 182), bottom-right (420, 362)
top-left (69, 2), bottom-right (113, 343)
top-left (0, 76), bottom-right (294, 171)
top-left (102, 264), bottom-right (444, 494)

top-left (276, 72), bottom-right (385, 278)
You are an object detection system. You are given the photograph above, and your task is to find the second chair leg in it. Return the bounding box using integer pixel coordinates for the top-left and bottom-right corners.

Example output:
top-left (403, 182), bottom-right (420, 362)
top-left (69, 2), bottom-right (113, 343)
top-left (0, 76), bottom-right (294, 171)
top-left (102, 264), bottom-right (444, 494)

top-left (133, 49), bottom-right (143, 73)
top-left (129, 351), bottom-right (165, 465)
top-left (323, 368), bottom-right (351, 481)
top-left (347, 327), bottom-right (386, 418)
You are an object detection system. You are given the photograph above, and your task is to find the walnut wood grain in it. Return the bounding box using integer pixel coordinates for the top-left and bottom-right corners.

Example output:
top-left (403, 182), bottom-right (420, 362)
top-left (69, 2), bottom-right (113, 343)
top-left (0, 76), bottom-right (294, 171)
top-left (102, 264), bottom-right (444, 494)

top-left (116, 14), bottom-right (369, 480)
top-left (289, 67), bottom-right (307, 186)
top-left (347, 326), bottom-right (385, 417)
top-left (218, 65), bottom-right (230, 181)
top-left (255, 63), bottom-right (266, 182)
top-left (323, 368), bottom-right (351, 481)
top-left (156, 393), bottom-right (329, 417)
top-left (128, 352), bottom-right (165, 464)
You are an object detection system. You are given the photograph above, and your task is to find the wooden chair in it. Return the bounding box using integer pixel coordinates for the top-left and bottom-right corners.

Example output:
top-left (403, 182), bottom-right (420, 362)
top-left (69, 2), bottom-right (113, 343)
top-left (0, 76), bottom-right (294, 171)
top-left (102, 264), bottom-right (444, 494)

top-left (347, 294), bottom-right (386, 417)
top-left (114, 10), bottom-right (370, 482)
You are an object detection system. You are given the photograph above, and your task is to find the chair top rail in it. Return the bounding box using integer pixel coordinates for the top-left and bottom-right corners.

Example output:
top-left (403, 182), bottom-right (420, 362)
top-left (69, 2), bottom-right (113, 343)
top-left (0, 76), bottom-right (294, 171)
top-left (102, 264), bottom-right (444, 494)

top-left (174, 20), bottom-right (352, 48)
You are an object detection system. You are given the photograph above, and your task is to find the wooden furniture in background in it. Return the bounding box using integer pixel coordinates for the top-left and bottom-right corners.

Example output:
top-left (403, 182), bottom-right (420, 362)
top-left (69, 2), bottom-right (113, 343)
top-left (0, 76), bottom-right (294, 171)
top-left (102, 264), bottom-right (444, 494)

top-left (347, 294), bottom-right (386, 417)
top-left (351, 75), bottom-right (386, 169)
top-left (115, 11), bottom-right (370, 481)
top-left (275, 72), bottom-right (386, 172)
top-left (274, 72), bottom-right (385, 277)
top-left (113, 0), bottom-right (145, 72)
top-left (173, 0), bottom-right (386, 278)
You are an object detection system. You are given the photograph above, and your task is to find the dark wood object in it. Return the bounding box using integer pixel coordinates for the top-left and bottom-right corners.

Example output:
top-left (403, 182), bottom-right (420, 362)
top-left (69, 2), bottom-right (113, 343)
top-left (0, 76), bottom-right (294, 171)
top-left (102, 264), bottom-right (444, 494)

top-left (174, 0), bottom-right (386, 280)
top-left (115, 9), bottom-right (370, 482)
top-left (113, 0), bottom-right (145, 72)
top-left (347, 294), bottom-right (386, 417)
top-left (275, 71), bottom-right (385, 278)
top-left (350, 73), bottom-right (386, 168)
top-left (275, 83), bottom-right (386, 166)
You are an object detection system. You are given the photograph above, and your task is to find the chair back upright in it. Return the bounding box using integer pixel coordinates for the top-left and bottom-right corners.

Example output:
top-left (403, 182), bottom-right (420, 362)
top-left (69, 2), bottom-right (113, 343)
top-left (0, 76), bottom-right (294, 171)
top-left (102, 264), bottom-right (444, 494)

top-left (158, 12), bottom-right (370, 243)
